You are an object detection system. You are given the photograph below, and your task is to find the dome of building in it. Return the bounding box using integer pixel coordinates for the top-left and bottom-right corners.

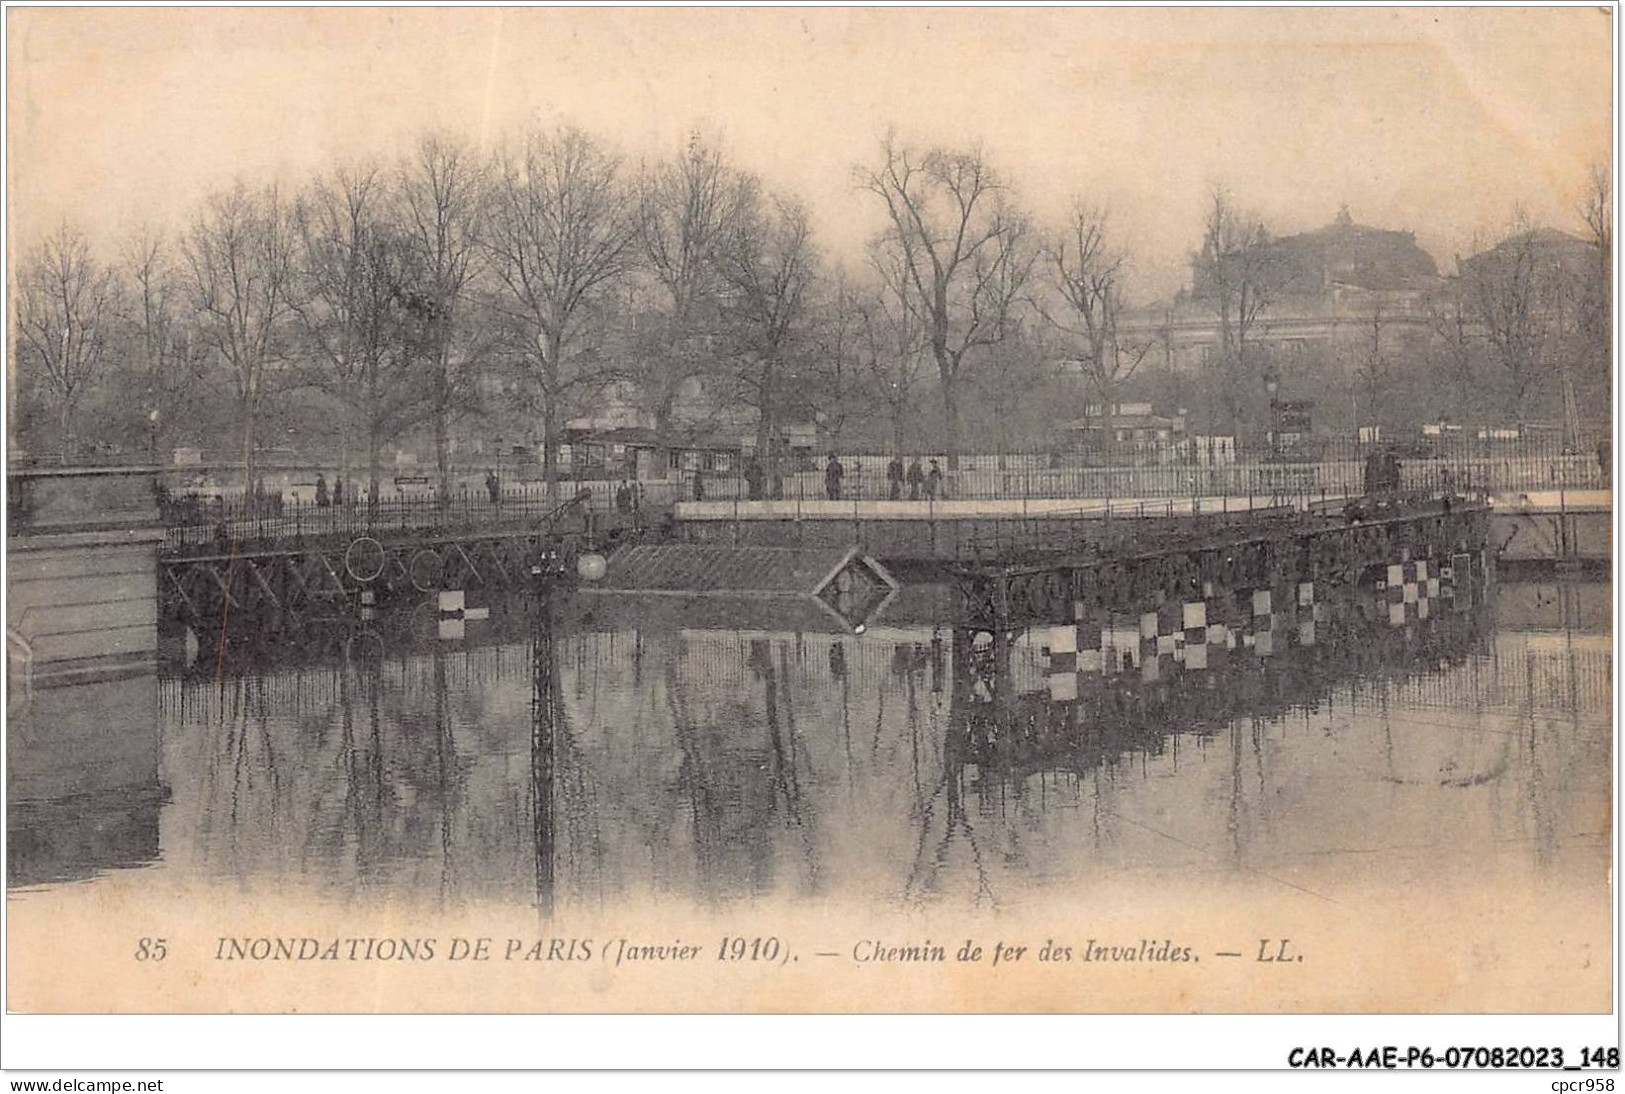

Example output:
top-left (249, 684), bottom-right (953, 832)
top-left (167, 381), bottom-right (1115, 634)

top-left (1273, 206), bottom-right (1442, 294)
top-left (1186, 206), bottom-right (1443, 301)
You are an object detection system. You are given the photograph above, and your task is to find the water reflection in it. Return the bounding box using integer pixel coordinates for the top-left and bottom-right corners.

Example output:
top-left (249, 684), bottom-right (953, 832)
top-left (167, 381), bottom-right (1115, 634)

top-left (7, 673), bottom-right (165, 886)
top-left (7, 579), bottom-right (1611, 915)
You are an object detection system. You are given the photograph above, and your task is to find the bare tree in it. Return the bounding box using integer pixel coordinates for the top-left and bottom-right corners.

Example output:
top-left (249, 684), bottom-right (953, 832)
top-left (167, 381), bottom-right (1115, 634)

top-left (969, 327), bottom-right (1061, 466)
top-left (643, 131), bottom-right (741, 320)
top-left (182, 183), bottom-right (299, 487)
top-left (1461, 208), bottom-right (1578, 431)
top-left (633, 131), bottom-right (749, 464)
top-left (1038, 201), bottom-right (1151, 449)
top-left (294, 162), bottom-right (435, 504)
top-left (1579, 163), bottom-right (1611, 395)
top-left (14, 224), bottom-right (117, 461)
top-left (294, 163), bottom-right (381, 481)
top-left (1194, 185), bottom-right (1285, 433)
top-left (1425, 276), bottom-right (1481, 424)
top-left (860, 135), bottom-right (1033, 468)
top-left (484, 125), bottom-right (641, 502)
top-left (118, 228), bottom-right (208, 461)
top-left (857, 245), bottom-right (930, 456)
top-left (806, 270), bottom-right (873, 456)
top-left (397, 133), bottom-right (488, 506)
top-left (1352, 304), bottom-right (1395, 431)
top-left (715, 183), bottom-right (820, 489)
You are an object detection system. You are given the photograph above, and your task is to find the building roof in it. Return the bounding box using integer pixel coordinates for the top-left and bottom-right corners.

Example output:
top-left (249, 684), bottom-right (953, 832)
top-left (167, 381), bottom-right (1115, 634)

top-left (1271, 206), bottom-right (1442, 293)
top-left (564, 425), bottom-right (748, 451)
top-left (1061, 414), bottom-right (1186, 431)
top-left (566, 426), bottom-right (662, 446)
top-left (1457, 226), bottom-right (1594, 279)
top-left (1188, 206), bottom-right (1443, 301)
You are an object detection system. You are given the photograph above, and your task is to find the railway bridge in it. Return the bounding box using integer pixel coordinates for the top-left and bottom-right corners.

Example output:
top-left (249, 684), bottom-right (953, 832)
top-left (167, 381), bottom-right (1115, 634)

top-left (154, 490), bottom-right (646, 634)
top-left (943, 493), bottom-right (1492, 733)
top-left (3, 464), bottom-right (1522, 679)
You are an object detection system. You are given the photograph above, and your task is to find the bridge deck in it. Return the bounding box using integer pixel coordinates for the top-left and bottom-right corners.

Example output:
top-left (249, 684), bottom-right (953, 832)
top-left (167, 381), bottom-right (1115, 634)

top-left (951, 495), bottom-right (1491, 632)
top-left (600, 544), bottom-right (856, 595)
top-left (672, 494), bottom-right (1348, 522)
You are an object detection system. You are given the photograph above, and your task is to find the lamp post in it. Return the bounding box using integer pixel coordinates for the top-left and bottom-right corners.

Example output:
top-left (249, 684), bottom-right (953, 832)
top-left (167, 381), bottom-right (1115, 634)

top-left (146, 395), bottom-right (161, 463)
top-left (1264, 371), bottom-right (1281, 460)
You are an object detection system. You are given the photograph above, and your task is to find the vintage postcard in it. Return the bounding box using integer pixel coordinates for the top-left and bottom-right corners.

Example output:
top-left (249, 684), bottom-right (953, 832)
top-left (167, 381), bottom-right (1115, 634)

top-left (4, 6), bottom-right (1613, 1021)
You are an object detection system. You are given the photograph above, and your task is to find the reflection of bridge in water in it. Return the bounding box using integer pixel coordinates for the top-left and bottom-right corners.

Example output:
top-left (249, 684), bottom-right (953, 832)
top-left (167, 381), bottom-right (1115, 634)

top-left (11, 466), bottom-right (1606, 917)
top-left (113, 568), bottom-right (1609, 913)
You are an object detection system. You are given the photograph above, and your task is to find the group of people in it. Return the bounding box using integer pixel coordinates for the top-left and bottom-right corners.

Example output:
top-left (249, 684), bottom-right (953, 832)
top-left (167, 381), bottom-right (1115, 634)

top-left (823, 453), bottom-right (943, 501)
top-left (314, 470), bottom-right (507, 507)
top-left (718, 454), bottom-right (947, 502)
top-left (615, 479), bottom-right (643, 513)
top-left (314, 456), bottom-right (956, 508)
top-left (313, 473), bottom-right (345, 507)
top-left (882, 455), bottom-right (942, 501)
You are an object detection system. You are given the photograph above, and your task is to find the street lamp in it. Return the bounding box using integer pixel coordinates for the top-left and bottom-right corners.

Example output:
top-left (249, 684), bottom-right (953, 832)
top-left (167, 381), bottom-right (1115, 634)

top-left (1264, 371), bottom-right (1281, 459)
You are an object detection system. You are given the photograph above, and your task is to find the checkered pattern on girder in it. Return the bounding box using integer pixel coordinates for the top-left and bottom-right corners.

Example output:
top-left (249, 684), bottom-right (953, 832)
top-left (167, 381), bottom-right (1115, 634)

top-left (1040, 551), bottom-right (1475, 702)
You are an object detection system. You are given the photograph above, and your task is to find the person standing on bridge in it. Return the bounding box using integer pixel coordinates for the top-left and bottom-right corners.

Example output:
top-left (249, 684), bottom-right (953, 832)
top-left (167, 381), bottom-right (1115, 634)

top-left (315, 473), bottom-right (329, 508)
top-left (926, 459), bottom-right (944, 500)
top-left (332, 476), bottom-right (344, 508)
top-left (1362, 449), bottom-right (1383, 495)
top-left (825, 453), bottom-right (844, 501)
top-left (1382, 449), bottom-right (1401, 493)
top-left (907, 456), bottom-right (924, 500)
top-left (485, 468), bottom-right (501, 507)
top-left (887, 454), bottom-right (904, 500)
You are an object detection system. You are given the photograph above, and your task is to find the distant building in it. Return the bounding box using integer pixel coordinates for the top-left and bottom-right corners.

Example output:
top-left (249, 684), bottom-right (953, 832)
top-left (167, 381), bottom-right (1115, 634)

top-left (1455, 225), bottom-right (1593, 285)
top-left (1453, 226), bottom-right (1597, 440)
top-left (1062, 402), bottom-right (1188, 446)
top-left (557, 396), bottom-right (818, 481)
top-left (1200, 204), bottom-right (1440, 299)
top-left (1060, 402), bottom-right (1191, 463)
top-left (1121, 207), bottom-right (1444, 413)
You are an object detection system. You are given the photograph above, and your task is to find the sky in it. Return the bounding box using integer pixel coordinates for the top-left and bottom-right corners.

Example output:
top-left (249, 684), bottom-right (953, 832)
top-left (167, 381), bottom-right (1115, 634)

top-left (7, 6), bottom-right (1614, 300)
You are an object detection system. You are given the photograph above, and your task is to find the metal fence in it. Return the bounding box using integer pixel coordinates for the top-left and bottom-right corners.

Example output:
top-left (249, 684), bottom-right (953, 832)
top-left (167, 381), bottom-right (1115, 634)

top-left (154, 430), bottom-right (1610, 552)
top-left (160, 479), bottom-right (678, 556)
top-left (688, 432), bottom-right (1611, 503)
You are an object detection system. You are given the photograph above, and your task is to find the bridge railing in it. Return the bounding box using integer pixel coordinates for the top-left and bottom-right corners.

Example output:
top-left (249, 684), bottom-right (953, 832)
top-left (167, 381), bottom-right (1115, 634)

top-left (151, 431), bottom-right (1608, 549)
top-left (159, 481), bottom-right (673, 556)
top-left (697, 433), bottom-right (1610, 503)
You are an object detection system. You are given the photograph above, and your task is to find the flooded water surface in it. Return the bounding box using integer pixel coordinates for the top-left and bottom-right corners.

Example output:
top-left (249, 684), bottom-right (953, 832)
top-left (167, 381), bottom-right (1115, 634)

top-left (7, 578), bottom-right (1611, 920)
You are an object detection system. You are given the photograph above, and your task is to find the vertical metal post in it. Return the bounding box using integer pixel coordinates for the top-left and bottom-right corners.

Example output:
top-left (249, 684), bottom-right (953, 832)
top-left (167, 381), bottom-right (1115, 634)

top-left (1557, 471), bottom-right (1570, 561)
top-left (530, 592), bottom-right (556, 918)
